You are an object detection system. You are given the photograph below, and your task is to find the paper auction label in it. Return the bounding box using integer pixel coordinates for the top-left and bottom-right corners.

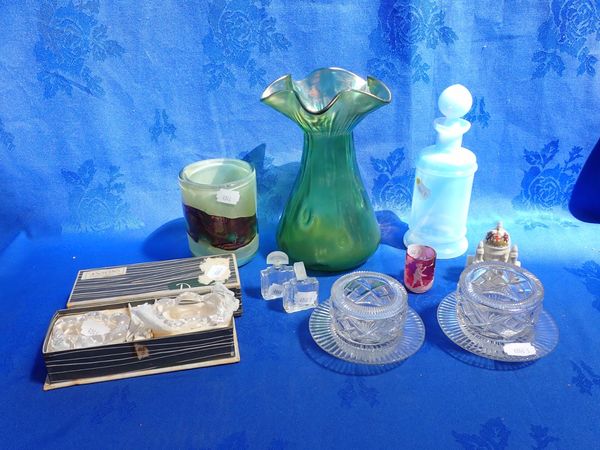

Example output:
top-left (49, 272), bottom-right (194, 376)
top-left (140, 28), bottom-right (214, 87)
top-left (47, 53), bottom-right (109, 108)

top-left (295, 292), bottom-right (317, 305)
top-left (503, 342), bottom-right (536, 357)
top-left (267, 284), bottom-right (284, 298)
top-left (81, 267), bottom-right (127, 280)
top-left (216, 189), bottom-right (240, 205)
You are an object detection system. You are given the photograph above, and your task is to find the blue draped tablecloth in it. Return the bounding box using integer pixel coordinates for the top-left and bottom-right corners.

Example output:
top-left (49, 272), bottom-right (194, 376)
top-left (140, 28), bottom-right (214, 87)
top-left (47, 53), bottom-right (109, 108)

top-left (1, 1), bottom-right (599, 448)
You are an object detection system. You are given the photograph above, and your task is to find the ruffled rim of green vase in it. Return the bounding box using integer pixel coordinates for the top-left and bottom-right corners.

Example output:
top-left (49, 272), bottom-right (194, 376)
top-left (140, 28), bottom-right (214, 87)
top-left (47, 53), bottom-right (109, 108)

top-left (260, 67), bottom-right (392, 116)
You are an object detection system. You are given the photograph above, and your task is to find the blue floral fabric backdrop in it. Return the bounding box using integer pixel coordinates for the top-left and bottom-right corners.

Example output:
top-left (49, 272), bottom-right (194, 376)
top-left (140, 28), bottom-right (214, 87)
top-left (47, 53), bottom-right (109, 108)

top-left (1, 1), bottom-right (599, 449)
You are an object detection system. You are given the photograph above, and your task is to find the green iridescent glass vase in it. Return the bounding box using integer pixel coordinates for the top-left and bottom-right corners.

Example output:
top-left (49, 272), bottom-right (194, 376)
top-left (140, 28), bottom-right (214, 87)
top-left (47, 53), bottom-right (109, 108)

top-left (261, 68), bottom-right (392, 271)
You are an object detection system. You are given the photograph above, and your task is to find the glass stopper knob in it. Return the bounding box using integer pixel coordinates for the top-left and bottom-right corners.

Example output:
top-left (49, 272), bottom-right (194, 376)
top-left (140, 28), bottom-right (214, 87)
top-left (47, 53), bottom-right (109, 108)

top-left (293, 262), bottom-right (307, 281)
top-left (438, 84), bottom-right (473, 119)
top-left (266, 251), bottom-right (289, 266)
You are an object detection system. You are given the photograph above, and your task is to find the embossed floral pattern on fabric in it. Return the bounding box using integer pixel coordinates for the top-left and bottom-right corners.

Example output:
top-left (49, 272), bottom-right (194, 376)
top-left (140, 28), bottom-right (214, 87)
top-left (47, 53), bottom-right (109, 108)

top-left (567, 260), bottom-right (600, 311)
top-left (35, 0), bottom-right (124, 98)
top-left (0, 118), bottom-right (15, 152)
top-left (368, 0), bottom-right (457, 83)
top-left (464, 96), bottom-right (490, 128)
top-left (338, 377), bottom-right (380, 408)
top-left (202, 0), bottom-right (290, 89)
top-left (571, 360), bottom-right (600, 395)
top-left (533, 0), bottom-right (600, 77)
top-left (516, 215), bottom-right (579, 230)
top-left (453, 418), bottom-right (559, 449)
top-left (530, 425), bottom-right (560, 449)
top-left (453, 417), bottom-right (510, 449)
top-left (62, 160), bottom-right (141, 232)
top-left (371, 147), bottom-right (414, 214)
top-left (149, 109), bottom-right (176, 143)
top-left (513, 140), bottom-right (583, 211)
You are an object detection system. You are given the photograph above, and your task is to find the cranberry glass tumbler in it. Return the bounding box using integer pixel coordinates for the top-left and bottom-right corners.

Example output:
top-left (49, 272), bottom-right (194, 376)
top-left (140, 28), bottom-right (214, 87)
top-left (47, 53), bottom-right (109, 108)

top-left (404, 244), bottom-right (436, 293)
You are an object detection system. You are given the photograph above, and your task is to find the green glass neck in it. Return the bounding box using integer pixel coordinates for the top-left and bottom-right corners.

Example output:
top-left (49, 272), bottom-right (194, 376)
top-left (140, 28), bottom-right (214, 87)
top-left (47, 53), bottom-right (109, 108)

top-left (301, 132), bottom-right (359, 180)
top-left (276, 129), bottom-right (379, 271)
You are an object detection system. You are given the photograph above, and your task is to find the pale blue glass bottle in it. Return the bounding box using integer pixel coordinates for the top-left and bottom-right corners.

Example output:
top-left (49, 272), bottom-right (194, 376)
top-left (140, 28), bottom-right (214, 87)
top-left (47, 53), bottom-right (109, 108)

top-left (403, 85), bottom-right (477, 259)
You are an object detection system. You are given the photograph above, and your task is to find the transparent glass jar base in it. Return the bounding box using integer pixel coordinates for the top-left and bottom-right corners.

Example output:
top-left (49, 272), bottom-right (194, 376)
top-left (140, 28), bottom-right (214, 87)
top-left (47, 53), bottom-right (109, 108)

top-left (187, 234), bottom-right (259, 266)
top-left (437, 292), bottom-right (559, 362)
top-left (403, 231), bottom-right (468, 260)
top-left (332, 327), bottom-right (402, 357)
top-left (456, 261), bottom-right (544, 343)
top-left (309, 300), bottom-right (425, 365)
top-left (456, 296), bottom-right (540, 343)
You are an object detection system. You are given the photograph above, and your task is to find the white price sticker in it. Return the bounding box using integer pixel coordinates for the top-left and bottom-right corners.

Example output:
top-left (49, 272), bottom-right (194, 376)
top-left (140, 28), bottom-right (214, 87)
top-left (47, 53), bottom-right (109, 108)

top-left (295, 292), bottom-right (317, 305)
top-left (216, 189), bottom-right (240, 205)
top-left (81, 267), bottom-right (127, 280)
top-left (503, 342), bottom-right (536, 357)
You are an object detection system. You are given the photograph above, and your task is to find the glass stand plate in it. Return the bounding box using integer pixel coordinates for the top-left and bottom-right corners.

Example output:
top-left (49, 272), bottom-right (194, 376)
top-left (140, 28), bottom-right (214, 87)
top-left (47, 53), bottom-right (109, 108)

top-left (309, 300), bottom-right (425, 365)
top-left (437, 292), bottom-right (559, 362)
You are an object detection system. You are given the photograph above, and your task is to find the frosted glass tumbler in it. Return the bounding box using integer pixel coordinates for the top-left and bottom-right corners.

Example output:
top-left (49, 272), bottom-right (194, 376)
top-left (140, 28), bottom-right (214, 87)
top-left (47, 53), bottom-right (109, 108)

top-left (179, 159), bottom-right (258, 265)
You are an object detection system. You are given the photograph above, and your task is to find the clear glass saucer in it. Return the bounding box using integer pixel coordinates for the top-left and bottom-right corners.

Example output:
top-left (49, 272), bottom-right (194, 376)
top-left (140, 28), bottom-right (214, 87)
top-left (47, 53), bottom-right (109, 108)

top-left (309, 300), bottom-right (425, 365)
top-left (437, 292), bottom-right (559, 362)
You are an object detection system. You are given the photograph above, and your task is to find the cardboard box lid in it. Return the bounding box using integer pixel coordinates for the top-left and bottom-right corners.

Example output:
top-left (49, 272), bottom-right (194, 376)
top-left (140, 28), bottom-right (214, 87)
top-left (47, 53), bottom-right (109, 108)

top-left (67, 254), bottom-right (242, 310)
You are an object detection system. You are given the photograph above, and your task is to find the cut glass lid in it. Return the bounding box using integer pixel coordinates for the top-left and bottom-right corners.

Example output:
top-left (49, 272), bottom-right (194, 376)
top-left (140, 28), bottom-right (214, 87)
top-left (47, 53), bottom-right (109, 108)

top-left (459, 261), bottom-right (543, 310)
top-left (331, 272), bottom-right (407, 320)
top-left (266, 251), bottom-right (289, 266)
